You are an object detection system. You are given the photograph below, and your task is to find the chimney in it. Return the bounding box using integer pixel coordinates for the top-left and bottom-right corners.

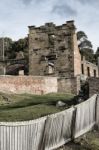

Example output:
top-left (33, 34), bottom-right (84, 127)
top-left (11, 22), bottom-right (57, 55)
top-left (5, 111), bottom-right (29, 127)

top-left (66, 20), bottom-right (76, 31)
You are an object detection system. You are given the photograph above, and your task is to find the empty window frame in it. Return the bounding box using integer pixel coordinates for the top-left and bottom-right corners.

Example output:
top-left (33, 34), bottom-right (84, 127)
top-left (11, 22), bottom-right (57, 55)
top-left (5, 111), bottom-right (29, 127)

top-left (81, 64), bottom-right (84, 74)
top-left (94, 69), bottom-right (96, 77)
top-left (87, 67), bottom-right (90, 77)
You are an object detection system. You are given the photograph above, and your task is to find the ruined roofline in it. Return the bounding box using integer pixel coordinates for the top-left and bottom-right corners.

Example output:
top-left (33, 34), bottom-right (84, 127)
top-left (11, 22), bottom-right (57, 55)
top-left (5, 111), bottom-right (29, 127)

top-left (28, 20), bottom-right (75, 30)
top-left (81, 56), bottom-right (98, 67)
top-left (81, 60), bottom-right (98, 67)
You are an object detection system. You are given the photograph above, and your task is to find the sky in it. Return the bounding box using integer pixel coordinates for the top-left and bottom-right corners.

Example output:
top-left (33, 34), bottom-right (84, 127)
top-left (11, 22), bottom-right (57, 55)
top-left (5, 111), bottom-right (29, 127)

top-left (0, 0), bottom-right (99, 51)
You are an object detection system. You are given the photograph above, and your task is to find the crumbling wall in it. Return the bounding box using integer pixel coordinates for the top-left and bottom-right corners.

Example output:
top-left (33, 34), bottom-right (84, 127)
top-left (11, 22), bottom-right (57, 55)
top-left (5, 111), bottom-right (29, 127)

top-left (58, 76), bottom-right (80, 95)
top-left (0, 75), bottom-right (80, 95)
top-left (81, 57), bottom-right (98, 78)
top-left (73, 33), bottom-right (81, 76)
top-left (0, 62), bottom-right (4, 75)
top-left (0, 76), bottom-right (57, 95)
top-left (29, 21), bottom-right (81, 78)
top-left (89, 77), bottom-right (99, 97)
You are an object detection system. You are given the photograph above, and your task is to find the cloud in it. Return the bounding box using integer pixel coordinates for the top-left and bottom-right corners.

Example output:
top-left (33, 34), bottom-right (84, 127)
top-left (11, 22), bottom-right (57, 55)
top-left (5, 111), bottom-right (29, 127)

top-left (21, 0), bottom-right (47, 5)
top-left (77, 0), bottom-right (99, 5)
top-left (21, 0), bottom-right (32, 5)
top-left (52, 3), bottom-right (77, 17)
top-left (0, 0), bottom-right (98, 50)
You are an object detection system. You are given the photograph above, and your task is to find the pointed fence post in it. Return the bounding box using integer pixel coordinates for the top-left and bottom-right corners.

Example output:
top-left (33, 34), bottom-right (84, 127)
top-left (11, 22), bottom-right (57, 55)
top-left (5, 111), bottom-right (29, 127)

top-left (71, 107), bottom-right (77, 140)
top-left (95, 94), bottom-right (99, 130)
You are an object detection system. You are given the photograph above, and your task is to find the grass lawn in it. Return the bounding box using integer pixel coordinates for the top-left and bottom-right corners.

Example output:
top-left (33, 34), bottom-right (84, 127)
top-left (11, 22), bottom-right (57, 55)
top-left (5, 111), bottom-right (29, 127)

top-left (57, 131), bottom-right (99, 150)
top-left (0, 92), bottom-right (74, 122)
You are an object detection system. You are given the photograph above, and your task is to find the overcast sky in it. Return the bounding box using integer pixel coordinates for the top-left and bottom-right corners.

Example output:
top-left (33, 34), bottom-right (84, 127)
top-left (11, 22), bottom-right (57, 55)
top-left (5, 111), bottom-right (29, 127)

top-left (0, 0), bottom-right (99, 50)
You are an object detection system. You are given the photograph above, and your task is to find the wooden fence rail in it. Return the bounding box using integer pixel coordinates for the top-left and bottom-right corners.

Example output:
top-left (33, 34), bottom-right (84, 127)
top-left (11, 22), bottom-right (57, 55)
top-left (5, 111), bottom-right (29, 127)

top-left (0, 94), bottom-right (98, 150)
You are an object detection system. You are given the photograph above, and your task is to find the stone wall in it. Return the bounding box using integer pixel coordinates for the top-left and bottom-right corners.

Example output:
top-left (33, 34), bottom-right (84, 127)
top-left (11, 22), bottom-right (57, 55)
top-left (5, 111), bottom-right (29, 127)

top-left (0, 75), bottom-right (80, 95)
top-left (58, 76), bottom-right (80, 95)
top-left (0, 76), bottom-right (57, 95)
top-left (28, 20), bottom-right (81, 78)
top-left (81, 57), bottom-right (98, 78)
top-left (89, 77), bottom-right (99, 97)
top-left (0, 61), bottom-right (5, 75)
top-left (73, 33), bottom-right (81, 76)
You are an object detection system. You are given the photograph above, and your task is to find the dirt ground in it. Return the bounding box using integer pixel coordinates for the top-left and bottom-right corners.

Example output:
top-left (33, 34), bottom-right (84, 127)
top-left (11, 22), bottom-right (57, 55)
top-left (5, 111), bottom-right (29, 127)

top-left (57, 131), bottom-right (99, 150)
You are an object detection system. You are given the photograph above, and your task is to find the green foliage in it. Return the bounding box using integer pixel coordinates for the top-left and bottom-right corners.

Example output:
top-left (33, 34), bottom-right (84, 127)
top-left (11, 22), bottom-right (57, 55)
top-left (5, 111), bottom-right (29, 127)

top-left (0, 37), bottom-right (14, 59)
top-left (11, 37), bottom-right (28, 52)
top-left (94, 47), bottom-right (99, 64)
top-left (77, 31), bottom-right (87, 41)
top-left (0, 37), bottom-right (29, 75)
top-left (80, 48), bottom-right (95, 63)
top-left (64, 132), bottom-right (99, 150)
top-left (2, 37), bottom-right (28, 60)
top-left (77, 31), bottom-right (95, 63)
top-left (96, 47), bottom-right (99, 55)
top-left (79, 40), bottom-right (93, 49)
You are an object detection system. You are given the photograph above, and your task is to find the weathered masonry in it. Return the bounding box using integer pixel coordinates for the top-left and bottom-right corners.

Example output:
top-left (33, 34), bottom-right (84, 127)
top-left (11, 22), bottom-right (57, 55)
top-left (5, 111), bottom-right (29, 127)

top-left (0, 76), bottom-right (57, 95)
top-left (88, 77), bottom-right (99, 97)
top-left (0, 61), bottom-right (5, 75)
top-left (81, 56), bottom-right (99, 78)
top-left (0, 75), bottom-right (80, 95)
top-left (28, 21), bottom-right (81, 78)
top-left (28, 20), bottom-right (99, 78)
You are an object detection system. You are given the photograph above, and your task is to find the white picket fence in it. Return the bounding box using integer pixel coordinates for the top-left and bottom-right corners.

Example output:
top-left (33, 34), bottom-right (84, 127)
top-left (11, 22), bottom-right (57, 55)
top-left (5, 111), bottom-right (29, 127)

top-left (0, 94), bottom-right (98, 150)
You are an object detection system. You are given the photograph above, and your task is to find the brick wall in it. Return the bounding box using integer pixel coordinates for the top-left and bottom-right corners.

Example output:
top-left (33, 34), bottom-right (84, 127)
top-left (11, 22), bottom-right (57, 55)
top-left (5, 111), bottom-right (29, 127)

top-left (73, 33), bottom-right (81, 76)
top-left (0, 62), bottom-right (4, 75)
top-left (29, 21), bottom-right (81, 78)
top-left (89, 77), bottom-right (99, 97)
top-left (0, 76), bottom-right (80, 95)
top-left (0, 76), bottom-right (57, 95)
top-left (58, 76), bottom-right (80, 95)
top-left (81, 58), bottom-right (98, 78)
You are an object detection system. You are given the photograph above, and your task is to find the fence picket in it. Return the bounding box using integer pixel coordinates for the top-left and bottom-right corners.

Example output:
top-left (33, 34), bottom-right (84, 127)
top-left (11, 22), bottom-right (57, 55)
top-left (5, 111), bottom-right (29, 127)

top-left (0, 94), bottom-right (98, 150)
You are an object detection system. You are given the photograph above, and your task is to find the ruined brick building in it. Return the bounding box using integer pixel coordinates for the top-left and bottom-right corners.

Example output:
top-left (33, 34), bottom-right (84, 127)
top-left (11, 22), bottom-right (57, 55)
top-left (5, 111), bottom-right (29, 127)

top-left (0, 20), bottom-right (98, 78)
top-left (0, 20), bottom-right (99, 95)
top-left (28, 20), bottom-right (99, 78)
top-left (29, 21), bottom-right (81, 77)
top-left (81, 56), bottom-right (98, 78)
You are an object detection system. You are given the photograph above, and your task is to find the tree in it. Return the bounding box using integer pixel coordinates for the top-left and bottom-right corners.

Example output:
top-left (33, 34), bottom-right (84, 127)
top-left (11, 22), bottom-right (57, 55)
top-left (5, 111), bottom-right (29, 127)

top-left (0, 37), bottom-right (14, 59)
top-left (11, 37), bottom-right (28, 52)
top-left (79, 40), bottom-right (93, 49)
top-left (77, 31), bottom-right (95, 63)
top-left (95, 47), bottom-right (99, 56)
top-left (77, 31), bottom-right (87, 41)
top-left (6, 37), bottom-right (29, 60)
top-left (94, 47), bottom-right (99, 64)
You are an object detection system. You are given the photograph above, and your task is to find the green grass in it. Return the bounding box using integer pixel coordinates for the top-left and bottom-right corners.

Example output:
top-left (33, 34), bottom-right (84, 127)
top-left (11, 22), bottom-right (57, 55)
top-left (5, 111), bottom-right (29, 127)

top-left (0, 92), bottom-right (74, 122)
top-left (58, 131), bottom-right (99, 150)
top-left (77, 133), bottom-right (99, 150)
top-left (85, 132), bottom-right (99, 150)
